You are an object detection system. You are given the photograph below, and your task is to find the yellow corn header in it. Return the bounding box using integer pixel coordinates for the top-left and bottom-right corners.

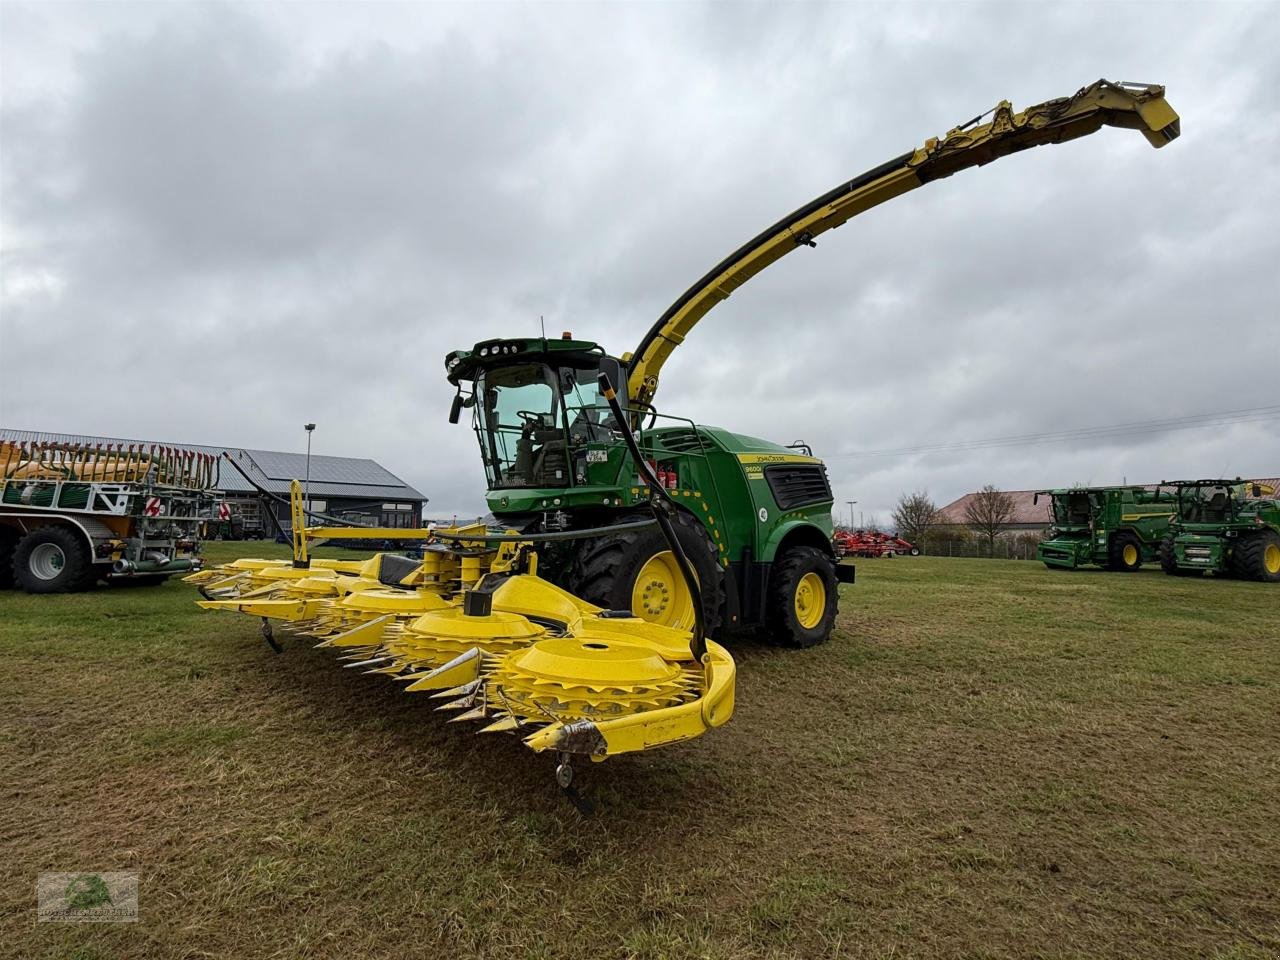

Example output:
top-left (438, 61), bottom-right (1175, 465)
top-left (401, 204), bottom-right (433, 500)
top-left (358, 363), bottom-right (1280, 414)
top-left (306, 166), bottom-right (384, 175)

top-left (191, 380), bottom-right (735, 807)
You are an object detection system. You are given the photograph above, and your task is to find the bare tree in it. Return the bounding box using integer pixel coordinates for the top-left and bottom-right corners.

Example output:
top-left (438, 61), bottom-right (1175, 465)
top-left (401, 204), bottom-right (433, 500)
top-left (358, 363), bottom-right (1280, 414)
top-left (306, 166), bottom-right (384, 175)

top-left (891, 490), bottom-right (939, 551)
top-left (963, 484), bottom-right (1017, 558)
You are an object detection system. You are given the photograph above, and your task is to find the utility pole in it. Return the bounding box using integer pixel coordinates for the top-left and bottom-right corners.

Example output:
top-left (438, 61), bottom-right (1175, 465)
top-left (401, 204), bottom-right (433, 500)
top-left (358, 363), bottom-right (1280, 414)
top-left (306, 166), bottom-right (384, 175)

top-left (304, 423), bottom-right (316, 519)
top-left (845, 499), bottom-right (857, 530)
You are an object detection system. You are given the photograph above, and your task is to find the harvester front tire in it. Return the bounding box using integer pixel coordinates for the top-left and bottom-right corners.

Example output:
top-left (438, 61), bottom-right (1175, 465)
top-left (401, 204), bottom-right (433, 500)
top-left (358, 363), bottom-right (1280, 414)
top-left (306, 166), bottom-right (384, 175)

top-left (1108, 532), bottom-right (1144, 572)
top-left (1232, 530), bottom-right (1280, 583)
top-left (13, 525), bottom-right (95, 594)
top-left (0, 526), bottom-right (18, 589)
top-left (571, 511), bottom-right (724, 635)
top-left (766, 546), bottom-right (838, 649)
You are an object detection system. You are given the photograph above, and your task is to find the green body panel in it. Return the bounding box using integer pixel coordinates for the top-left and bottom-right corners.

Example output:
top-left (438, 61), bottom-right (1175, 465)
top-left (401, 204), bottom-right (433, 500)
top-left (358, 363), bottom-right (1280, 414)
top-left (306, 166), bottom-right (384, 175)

top-left (1036, 486), bottom-right (1174, 570)
top-left (1162, 480), bottom-right (1280, 574)
top-left (482, 424), bottom-right (832, 565)
top-left (445, 336), bottom-right (838, 625)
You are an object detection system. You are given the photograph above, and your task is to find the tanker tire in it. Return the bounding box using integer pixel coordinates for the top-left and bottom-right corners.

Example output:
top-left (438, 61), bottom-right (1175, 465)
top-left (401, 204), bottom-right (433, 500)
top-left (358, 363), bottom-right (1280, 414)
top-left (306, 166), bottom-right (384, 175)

top-left (1159, 532), bottom-right (1200, 577)
top-left (570, 510), bottom-right (724, 636)
top-left (766, 546), bottom-right (838, 649)
top-left (13, 525), bottom-right (96, 594)
top-left (0, 526), bottom-right (18, 589)
top-left (1232, 530), bottom-right (1280, 583)
top-left (1108, 532), bottom-right (1143, 572)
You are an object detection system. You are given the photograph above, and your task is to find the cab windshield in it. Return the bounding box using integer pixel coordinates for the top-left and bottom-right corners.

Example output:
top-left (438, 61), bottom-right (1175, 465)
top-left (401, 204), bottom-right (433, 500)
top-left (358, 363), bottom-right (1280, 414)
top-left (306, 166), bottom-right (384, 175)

top-left (1180, 485), bottom-right (1235, 523)
top-left (475, 361), bottom-right (613, 488)
top-left (1053, 492), bottom-right (1093, 526)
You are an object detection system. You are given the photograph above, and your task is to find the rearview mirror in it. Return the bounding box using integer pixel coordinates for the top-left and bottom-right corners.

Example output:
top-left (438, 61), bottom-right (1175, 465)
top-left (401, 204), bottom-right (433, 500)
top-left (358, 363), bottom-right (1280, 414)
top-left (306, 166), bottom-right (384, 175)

top-left (599, 357), bottom-right (624, 399)
top-left (448, 393), bottom-right (464, 424)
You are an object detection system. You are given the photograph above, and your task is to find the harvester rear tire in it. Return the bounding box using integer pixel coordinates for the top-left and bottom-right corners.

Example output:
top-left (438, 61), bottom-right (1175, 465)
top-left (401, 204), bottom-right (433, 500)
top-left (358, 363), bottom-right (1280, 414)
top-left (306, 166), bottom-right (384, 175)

top-left (1108, 532), bottom-right (1144, 572)
top-left (1232, 530), bottom-right (1280, 583)
top-left (13, 525), bottom-right (96, 594)
top-left (766, 546), bottom-right (838, 649)
top-left (570, 510), bottom-right (724, 635)
top-left (1159, 532), bottom-right (1200, 577)
top-left (0, 526), bottom-right (18, 589)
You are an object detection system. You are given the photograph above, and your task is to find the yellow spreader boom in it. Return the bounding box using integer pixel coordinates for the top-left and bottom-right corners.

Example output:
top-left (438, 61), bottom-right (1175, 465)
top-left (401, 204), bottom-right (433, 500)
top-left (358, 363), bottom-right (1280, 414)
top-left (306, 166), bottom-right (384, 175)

top-left (625, 79), bottom-right (1179, 412)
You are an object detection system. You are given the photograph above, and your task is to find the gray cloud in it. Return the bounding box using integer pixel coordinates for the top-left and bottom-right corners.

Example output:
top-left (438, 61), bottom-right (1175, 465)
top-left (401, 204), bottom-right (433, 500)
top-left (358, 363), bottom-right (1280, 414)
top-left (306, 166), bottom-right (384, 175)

top-left (2, 2), bottom-right (1277, 525)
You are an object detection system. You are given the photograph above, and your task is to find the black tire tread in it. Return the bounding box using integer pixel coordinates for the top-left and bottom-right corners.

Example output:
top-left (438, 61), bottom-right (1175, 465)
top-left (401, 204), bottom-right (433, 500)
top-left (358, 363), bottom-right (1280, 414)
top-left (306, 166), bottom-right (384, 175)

top-left (0, 526), bottom-right (17, 589)
top-left (1232, 530), bottom-right (1280, 583)
top-left (1108, 531), bottom-right (1143, 572)
top-left (570, 510), bottom-right (725, 636)
top-left (765, 545), bottom-right (838, 649)
top-left (12, 525), bottom-right (97, 594)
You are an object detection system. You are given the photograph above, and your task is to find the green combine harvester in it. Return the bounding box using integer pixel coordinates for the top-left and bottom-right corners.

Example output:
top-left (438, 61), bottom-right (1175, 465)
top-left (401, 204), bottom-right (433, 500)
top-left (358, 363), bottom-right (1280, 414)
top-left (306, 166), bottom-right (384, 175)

top-left (1159, 480), bottom-right (1280, 582)
top-left (1035, 486), bottom-right (1176, 572)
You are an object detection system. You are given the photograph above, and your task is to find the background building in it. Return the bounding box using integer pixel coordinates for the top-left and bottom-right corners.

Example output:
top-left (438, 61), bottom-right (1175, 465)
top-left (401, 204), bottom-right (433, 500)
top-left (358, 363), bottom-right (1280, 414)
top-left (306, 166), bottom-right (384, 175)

top-left (934, 489), bottom-right (1050, 533)
top-left (1, 428), bottom-right (427, 535)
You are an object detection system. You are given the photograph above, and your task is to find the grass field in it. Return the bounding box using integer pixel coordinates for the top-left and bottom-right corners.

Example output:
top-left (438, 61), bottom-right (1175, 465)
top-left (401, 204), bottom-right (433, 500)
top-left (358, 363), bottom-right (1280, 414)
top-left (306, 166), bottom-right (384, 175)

top-left (3, 545), bottom-right (1278, 959)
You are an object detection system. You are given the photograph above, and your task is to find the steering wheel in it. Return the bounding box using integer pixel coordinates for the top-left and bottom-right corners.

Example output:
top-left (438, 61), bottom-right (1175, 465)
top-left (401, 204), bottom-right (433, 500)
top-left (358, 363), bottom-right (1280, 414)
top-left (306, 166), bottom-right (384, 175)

top-left (516, 410), bottom-right (546, 426)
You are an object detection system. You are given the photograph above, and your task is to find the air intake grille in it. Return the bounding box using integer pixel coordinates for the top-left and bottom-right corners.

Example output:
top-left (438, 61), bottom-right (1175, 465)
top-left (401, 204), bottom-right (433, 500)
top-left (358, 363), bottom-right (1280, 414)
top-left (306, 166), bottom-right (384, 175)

top-left (765, 464), bottom-right (832, 510)
top-left (657, 430), bottom-right (706, 453)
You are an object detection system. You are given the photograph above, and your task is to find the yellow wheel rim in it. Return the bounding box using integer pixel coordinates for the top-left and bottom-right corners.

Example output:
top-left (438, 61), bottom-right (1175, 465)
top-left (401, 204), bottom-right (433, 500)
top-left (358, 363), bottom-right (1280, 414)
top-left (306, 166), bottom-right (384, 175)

top-left (631, 551), bottom-right (696, 629)
top-left (794, 572), bottom-right (826, 630)
top-left (1123, 544), bottom-right (1138, 566)
top-left (1265, 543), bottom-right (1280, 575)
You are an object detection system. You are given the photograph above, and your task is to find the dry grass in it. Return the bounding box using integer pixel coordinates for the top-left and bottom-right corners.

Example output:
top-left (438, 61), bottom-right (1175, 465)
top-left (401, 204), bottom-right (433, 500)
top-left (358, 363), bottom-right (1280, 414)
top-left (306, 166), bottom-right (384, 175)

top-left (2, 546), bottom-right (1277, 959)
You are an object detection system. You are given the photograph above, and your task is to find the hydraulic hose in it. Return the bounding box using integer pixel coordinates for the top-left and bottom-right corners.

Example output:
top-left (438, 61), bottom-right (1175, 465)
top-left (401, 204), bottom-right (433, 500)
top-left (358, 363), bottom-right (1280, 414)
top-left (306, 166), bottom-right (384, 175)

top-left (429, 519), bottom-right (657, 545)
top-left (596, 372), bottom-right (707, 662)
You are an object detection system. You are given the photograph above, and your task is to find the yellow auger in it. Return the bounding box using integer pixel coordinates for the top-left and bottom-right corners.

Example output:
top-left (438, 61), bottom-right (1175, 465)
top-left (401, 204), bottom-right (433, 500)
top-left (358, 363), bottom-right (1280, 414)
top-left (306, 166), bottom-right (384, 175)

top-left (194, 380), bottom-right (736, 805)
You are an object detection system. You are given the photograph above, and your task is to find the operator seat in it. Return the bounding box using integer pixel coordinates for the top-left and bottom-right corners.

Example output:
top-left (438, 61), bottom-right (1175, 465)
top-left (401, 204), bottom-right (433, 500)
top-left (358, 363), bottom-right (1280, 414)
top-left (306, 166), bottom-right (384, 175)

top-left (1203, 491), bottom-right (1228, 523)
top-left (531, 433), bottom-right (569, 485)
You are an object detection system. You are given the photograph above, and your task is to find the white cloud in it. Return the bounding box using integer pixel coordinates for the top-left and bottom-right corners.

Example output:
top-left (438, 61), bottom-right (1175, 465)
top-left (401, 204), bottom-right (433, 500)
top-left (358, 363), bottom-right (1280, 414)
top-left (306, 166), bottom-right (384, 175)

top-left (1, 2), bottom-right (1277, 521)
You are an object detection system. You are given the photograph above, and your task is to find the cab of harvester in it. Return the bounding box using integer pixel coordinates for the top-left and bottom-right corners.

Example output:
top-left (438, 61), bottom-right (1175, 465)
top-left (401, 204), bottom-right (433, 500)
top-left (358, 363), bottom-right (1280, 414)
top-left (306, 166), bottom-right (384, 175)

top-left (445, 334), bottom-right (630, 515)
top-left (445, 334), bottom-right (846, 643)
top-left (1160, 480), bottom-right (1280, 582)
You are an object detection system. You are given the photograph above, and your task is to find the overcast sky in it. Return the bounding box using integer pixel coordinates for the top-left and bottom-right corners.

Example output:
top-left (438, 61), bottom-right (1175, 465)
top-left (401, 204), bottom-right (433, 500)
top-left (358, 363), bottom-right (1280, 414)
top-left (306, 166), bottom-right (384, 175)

top-left (2, 2), bottom-right (1277, 525)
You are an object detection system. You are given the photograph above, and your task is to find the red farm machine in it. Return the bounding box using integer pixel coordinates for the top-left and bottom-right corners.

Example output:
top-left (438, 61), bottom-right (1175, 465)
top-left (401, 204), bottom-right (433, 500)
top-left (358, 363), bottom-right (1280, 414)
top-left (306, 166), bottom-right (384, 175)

top-left (833, 530), bottom-right (920, 559)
